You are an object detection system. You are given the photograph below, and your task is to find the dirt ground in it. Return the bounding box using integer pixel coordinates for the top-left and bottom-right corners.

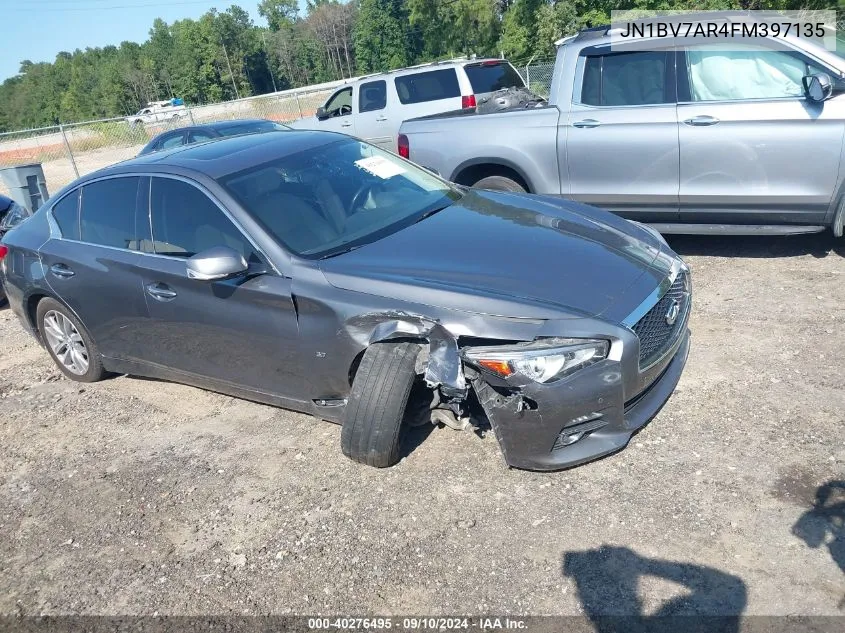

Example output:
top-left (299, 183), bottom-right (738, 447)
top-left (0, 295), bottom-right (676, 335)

top-left (1, 233), bottom-right (843, 618)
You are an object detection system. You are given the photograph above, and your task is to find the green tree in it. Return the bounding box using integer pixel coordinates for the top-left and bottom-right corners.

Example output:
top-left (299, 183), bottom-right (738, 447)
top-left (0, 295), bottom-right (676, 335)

top-left (354, 0), bottom-right (416, 73)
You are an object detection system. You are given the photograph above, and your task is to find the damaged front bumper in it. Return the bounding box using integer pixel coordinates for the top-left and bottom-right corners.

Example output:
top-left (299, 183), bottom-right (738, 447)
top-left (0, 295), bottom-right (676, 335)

top-left (471, 329), bottom-right (690, 471)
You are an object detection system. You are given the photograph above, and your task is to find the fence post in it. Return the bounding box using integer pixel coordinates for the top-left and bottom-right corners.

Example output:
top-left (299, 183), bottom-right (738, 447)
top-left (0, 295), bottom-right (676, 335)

top-left (58, 123), bottom-right (80, 179)
top-left (525, 54), bottom-right (537, 90)
top-left (186, 104), bottom-right (196, 125)
top-left (294, 91), bottom-right (303, 119)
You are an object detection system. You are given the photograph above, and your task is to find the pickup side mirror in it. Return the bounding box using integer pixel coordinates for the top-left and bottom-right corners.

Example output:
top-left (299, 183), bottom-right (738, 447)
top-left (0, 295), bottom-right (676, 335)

top-left (186, 246), bottom-right (248, 281)
top-left (803, 73), bottom-right (833, 103)
top-left (315, 106), bottom-right (329, 121)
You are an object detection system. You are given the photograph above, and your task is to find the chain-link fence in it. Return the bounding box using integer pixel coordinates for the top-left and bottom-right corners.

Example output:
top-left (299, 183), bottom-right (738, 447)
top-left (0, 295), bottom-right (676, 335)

top-left (0, 61), bottom-right (559, 198)
top-left (0, 81), bottom-right (343, 198)
top-left (517, 61), bottom-right (556, 98)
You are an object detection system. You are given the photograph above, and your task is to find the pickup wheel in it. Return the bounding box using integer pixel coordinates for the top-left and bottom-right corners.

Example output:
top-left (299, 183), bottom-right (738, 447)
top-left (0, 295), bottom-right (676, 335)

top-left (472, 175), bottom-right (526, 193)
top-left (341, 341), bottom-right (421, 468)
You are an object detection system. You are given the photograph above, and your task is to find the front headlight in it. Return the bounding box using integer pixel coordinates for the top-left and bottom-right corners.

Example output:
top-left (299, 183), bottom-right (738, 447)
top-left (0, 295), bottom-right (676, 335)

top-left (463, 338), bottom-right (609, 384)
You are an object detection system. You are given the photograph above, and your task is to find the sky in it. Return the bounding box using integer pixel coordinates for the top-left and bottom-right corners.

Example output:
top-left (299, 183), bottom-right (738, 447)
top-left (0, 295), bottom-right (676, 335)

top-left (1, 0), bottom-right (276, 82)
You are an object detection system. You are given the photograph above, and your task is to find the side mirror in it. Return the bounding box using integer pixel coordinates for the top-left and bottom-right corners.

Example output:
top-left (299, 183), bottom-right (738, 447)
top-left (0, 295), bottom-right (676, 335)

top-left (186, 246), bottom-right (248, 281)
top-left (803, 73), bottom-right (833, 103)
top-left (315, 106), bottom-right (329, 121)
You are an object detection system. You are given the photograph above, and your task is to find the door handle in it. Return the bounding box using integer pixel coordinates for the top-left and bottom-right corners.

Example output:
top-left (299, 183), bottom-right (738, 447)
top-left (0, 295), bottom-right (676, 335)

top-left (146, 283), bottom-right (177, 301)
top-left (572, 119), bottom-right (601, 128)
top-left (340, 121), bottom-right (352, 128)
top-left (49, 264), bottom-right (75, 278)
top-left (683, 115), bottom-right (720, 126)
top-left (375, 116), bottom-right (388, 122)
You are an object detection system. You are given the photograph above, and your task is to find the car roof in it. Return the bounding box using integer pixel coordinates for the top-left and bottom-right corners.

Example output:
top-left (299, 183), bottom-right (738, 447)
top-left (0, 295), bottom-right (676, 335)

top-left (95, 130), bottom-right (343, 180)
top-left (350, 57), bottom-right (508, 83)
top-left (200, 118), bottom-right (282, 131)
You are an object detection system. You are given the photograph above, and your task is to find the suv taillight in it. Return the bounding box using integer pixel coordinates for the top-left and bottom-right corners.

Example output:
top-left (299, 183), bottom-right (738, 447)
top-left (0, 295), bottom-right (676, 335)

top-left (398, 134), bottom-right (409, 159)
top-left (0, 245), bottom-right (8, 261)
top-left (462, 95), bottom-right (477, 108)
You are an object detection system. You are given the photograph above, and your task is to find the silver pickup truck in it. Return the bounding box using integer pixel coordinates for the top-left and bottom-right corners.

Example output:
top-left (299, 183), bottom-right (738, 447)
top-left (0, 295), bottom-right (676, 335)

top-left (399, 16), bottom-right (845, 236)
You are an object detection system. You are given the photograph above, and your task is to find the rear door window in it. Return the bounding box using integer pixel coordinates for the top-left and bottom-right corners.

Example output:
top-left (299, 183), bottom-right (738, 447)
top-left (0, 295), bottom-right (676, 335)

top-left (359, 80), bottom-right (387, 112)
top-left (52, 191), bottom-right (80, 240)
top-left (464, 62), bottom-right (525, 93)
top-left (79, 177), bottom-right (140, 249)
top-left (394, 69), bottom-right (461, 104)
top-left (580, 50), bottom-right (673, 106)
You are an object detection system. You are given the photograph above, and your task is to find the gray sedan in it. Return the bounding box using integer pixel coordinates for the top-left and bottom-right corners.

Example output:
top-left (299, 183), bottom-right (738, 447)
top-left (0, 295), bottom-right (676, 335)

top-left (0, 131), bottom-right (690, 470)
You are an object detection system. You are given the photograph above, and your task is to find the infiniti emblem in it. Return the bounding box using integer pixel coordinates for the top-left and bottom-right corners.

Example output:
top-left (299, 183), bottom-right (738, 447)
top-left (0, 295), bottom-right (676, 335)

top-left (665, 299), bottom-right (680, 326)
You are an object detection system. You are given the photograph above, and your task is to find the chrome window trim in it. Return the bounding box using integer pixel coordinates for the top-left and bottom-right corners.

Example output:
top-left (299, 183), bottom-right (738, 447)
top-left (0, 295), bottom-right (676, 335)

top-left (47, 171), bottom-right (280, 276)
top-left (622, 258), bottom-right (688, 328)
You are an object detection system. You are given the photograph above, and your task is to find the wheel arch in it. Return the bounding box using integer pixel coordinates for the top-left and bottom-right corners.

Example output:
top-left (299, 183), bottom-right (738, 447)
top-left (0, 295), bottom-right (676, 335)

top-left (450, 158), bottom-right (535, 193)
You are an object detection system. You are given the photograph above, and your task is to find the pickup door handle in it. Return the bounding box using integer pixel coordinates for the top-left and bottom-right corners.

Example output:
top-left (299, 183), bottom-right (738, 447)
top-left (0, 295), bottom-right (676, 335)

top-left (572, 119), bottom-right (601, 128)
top-left (375, 116), bottom-right (388, 122)
top-left (683, 115), bottom-right (720, 126)
top-left (49, 264), bottom-right (75, 278)
top-left (146, 283), bottom-right (177, 301)
top-left (340, 121), bottom-right (352, 128)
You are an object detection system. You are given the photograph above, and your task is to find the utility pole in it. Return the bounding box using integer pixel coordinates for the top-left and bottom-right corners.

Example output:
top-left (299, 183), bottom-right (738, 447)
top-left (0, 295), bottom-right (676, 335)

top-left (221, 38), bottom-right (240, 100)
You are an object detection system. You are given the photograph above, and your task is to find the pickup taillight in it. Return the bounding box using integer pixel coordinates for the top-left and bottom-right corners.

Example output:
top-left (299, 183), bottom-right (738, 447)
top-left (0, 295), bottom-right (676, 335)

top-left (0, 245), bottom-right (8, 261)
top-left (462, 95), bottom-right (477, 109)
top-left (398, 134), bottom-right (409, 159)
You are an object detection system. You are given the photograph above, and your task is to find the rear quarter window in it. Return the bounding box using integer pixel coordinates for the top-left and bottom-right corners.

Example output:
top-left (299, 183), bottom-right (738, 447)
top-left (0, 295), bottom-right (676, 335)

top-left (464, 63), bottom-right (525, 93)
top-left (394, 69), bottom-right (461, 104)
top-left (52, 191), bottom-right (80, 240)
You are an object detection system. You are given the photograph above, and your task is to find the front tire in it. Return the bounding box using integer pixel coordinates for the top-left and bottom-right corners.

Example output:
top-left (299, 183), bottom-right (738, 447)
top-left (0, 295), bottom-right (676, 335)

top-left (36, 298), bottom-right (106, 383)
top-left (472, 175), bottom-right (526, 193)
top-left (341, 341), bottom-right (421, 468)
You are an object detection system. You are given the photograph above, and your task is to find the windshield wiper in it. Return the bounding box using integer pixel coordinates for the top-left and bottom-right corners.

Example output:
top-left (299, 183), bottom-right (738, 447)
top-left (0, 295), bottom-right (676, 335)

top-left (319, 243), bottom-right (365, 259)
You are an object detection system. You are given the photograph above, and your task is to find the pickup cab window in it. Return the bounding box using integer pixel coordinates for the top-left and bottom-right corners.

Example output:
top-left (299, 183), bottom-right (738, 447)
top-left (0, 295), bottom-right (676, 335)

top-left (581, 50), bottom-right (672, 106)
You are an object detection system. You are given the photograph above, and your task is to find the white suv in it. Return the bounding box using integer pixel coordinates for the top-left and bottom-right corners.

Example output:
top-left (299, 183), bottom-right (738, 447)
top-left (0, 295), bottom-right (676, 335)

top-left (292, 59), bottom-right (525, 151)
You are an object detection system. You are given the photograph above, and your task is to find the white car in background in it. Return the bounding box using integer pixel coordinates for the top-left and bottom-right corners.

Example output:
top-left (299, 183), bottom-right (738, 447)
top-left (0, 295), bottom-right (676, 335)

top-left (290, 58), bottom-right (526, 151)
top-left (126, 100), bottom-right (190, 126)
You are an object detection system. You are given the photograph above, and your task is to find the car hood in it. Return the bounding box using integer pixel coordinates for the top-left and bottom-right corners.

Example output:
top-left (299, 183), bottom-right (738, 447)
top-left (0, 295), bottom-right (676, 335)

top-left (319, 190), bottom-right (677, 321)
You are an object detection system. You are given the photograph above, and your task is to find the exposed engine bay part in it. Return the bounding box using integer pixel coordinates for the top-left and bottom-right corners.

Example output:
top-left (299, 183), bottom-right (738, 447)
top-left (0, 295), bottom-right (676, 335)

top-left (344, 312), bottom-right (468, 398)
top-left (430, 408), bottom-right (472, 431)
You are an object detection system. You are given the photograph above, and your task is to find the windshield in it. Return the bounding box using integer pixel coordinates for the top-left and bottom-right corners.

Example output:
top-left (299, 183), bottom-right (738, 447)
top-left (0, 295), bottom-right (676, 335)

top-left (217, 121), bottom-right (290, 136)
top-left (464, 62), bottom-right (525, 93)
top-left (219, 138), bottom-right (461, 258)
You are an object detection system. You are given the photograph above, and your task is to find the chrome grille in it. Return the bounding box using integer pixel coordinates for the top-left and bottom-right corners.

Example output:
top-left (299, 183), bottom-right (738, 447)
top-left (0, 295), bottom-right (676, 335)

top-left (633, 272), bottom-right (689, 368)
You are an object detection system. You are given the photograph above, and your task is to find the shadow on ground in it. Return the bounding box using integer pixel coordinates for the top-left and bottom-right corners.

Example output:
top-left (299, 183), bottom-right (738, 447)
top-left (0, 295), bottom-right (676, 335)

top-left (665, 232), bottom-right (844, 259)
top-left (563, 545), bottom-right (747, 633)
top-left (792, 480), bottom-right (845, 609)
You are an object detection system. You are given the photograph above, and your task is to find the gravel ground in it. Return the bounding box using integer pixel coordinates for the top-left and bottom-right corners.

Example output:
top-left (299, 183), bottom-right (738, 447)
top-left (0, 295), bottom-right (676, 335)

top-left (1, 233), bottom-right (844, 618)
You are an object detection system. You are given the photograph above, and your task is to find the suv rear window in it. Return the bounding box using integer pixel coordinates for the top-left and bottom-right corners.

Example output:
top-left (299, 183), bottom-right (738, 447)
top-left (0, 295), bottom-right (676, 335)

top-left (394, 69), bottom-right (460, 104)
top-left (464, 62), bottom-right (525, 93)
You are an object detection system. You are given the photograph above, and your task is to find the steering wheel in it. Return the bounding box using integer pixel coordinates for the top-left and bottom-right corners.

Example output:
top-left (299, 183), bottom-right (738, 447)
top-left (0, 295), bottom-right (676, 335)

top-left (340, 104), bottom-right (352, 115)
top-left (349, 181), bottom-right (381, 214)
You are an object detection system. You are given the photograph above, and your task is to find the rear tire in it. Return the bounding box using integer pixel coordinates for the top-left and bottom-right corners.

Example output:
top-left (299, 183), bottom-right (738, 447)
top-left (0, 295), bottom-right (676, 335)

top-left (341, 341), bottom-right (421, 468)
top-left (472, 175), bottom-right (526, 193)
top-left (36, 298), bottom-right (106, 383)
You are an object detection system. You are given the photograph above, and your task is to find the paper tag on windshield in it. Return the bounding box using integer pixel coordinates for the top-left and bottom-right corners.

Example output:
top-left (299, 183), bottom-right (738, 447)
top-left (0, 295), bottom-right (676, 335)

top-left (354, 155), bottom-right (405, 179)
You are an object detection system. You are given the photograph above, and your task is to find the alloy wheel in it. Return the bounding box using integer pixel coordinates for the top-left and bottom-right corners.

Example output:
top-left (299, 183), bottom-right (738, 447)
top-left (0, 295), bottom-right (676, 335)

top-left (43, 310), bottom-right (89, 376)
